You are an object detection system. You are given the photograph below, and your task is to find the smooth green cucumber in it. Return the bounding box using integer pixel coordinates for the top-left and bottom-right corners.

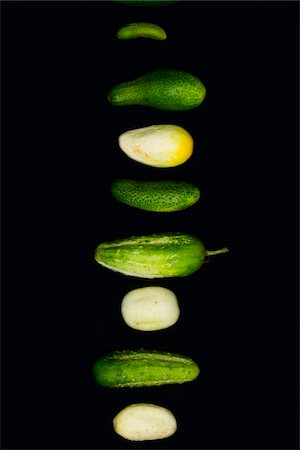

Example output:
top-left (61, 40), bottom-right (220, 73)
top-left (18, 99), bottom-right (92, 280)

top-left (110, 179), bottom-right (200, 212)
top-left (93, 349), bottom-right (200, 388)
top-left (114, 0), bottom-right (178, 6)
top-left (94, 232), bottom-right (229, 278)
top-left (117, 23), bottom-right (167, 40)
top-left (108, 69), bottom-right (206, 111)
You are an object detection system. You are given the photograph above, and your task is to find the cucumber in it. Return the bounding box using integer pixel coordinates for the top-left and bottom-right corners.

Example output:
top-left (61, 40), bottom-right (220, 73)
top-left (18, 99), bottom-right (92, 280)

top-left (93, 349), bottom-right (200, 388)
top-left (113, 403), bottom-right (177, 441)
top-left (117, 23), bottom-right (167, 40)
top-left (121, 286), bottom-right (180, 331)
top-left (108, 69), bottom-right (206, 111)
top-left (118, 124), bottom-right (194, 168)
top-left (94, 232), bottom-right (229, 278)
top-left (110, 179), bottom-right (200, 212)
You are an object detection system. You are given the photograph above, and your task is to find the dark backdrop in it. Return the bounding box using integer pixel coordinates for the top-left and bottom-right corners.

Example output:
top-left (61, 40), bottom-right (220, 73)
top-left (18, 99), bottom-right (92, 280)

top-left (2, 1), bottom-right (299, 449)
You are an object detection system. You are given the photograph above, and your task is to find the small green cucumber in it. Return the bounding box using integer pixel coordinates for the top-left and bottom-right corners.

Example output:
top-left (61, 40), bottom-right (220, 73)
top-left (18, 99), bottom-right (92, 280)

top-left (94, 232), bottom-right (229, 278)
top-left (108, 69), bottom-right (206, 111)
top-left (114, 0), bottom-right (178, 6)
top-left (93, 349), bottom-right (200, 388)
top-left (117, 23), bottom-right (167, 40)
top-left (110, 179), bottom-right (200, 212)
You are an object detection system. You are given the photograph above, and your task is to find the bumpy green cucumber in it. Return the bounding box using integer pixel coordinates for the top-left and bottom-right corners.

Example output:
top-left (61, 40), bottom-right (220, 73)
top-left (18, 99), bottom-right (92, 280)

top-left (108, 69), bottom-right (206, 111)
top-left (110, 179), bottom-right (200, 212)
top-left (93, 349), bottom-right (200, 388)
top-left (117, 23), bottom-right (167, 40)
top-left (94, 232), bottom-right (229, 278)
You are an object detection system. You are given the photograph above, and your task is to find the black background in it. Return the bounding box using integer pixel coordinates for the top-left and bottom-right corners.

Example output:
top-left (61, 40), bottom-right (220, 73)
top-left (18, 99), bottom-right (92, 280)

top-left (2, 1), bottom-right (299, 449)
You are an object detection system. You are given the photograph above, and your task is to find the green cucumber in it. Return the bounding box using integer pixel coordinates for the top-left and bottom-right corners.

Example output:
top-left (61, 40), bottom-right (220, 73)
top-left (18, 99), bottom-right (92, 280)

top-left (110, 179), bottom-right (200, 212)
top-left (93, 349), bottom-right (200, 388)
top-left (108, 69), bottom-right (206, 111)
top-left (94, 232), bottom-right (229, 278)
top-left (117, 23), bottom-right (167, 40)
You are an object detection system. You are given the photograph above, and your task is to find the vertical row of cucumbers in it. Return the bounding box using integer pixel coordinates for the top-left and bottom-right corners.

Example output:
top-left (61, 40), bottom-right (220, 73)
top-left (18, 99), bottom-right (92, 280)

top-left (93, 0), bottom-right (229, 443)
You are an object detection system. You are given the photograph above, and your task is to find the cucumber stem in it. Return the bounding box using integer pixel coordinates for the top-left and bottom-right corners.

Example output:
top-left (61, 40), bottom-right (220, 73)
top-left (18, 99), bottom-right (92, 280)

top-left (206, 247), bottom-right (229, 257)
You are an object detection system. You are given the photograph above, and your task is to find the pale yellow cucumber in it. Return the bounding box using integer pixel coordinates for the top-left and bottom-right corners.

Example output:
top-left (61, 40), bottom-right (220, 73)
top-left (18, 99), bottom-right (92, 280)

top-left (113, 403), bottom-right (177, 441)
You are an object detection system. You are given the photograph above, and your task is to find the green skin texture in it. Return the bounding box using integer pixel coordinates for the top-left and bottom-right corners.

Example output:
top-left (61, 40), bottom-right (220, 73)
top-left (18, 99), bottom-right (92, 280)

top-left (93, 349), bottom-right (200, 388)
top-left (94, 232), bottom-right (206, 278)
top-left (114, 0), bottom-right (178, 6)
top-left (117, 23), bottom-right (167, 40)
top-left (108, 69), bottom-right (206, 111)
top-left (110, 179), bottom-right (200, 212)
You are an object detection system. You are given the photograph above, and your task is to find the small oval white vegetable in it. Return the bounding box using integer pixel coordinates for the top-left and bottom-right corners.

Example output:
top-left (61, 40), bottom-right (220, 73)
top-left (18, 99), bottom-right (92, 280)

top-left (113, 403), bottom-right (177, 441)
top-left (121, 286), bottom-right (180, 331)
top-left (118, 124), bottom-right (194, 168)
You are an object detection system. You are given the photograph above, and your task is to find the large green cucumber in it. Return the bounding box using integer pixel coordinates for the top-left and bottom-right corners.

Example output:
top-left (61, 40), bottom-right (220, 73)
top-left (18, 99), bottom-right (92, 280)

top-left (108, 69), bottom-right (206, 111)
top-left (94, 232), bottom-right (229, 278)
top-left (110, 179), bottom-right (200, 212)
top-left (93, 349), bottom-right (200, 388)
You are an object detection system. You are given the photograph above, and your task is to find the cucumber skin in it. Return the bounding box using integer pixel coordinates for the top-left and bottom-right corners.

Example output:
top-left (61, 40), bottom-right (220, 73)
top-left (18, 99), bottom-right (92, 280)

top-left (108, 69), bottom-right (206, 111)
top-left (94, 232), bottom-right (206, 278)
top-left (110, 179), bottom-right (200, 212)
top-left (93, 349), bottom-right (200, 388)
top-left (117, 23), bottom-right (167, 40)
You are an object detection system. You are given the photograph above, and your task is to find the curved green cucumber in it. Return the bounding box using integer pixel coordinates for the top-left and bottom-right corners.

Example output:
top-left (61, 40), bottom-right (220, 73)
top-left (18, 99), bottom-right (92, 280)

top-left (94, 232), bottom-right (229, 278)
top-left (93, 349), bottom-right (200, 388)
top-left (108, 69), bottom-right (206, 111)
top-left (117, 23), bottom-right (167, 40)
top-left (114, 0), bottom-right (178, 6)
top-left (110, 179), bottom-right (200, 212)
